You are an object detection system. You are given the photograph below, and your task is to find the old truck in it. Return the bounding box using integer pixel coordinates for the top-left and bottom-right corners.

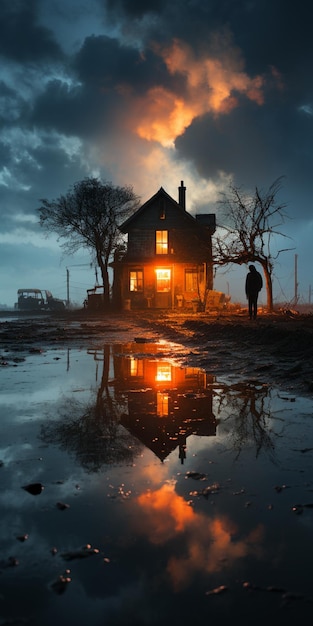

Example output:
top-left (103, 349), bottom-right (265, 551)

top-left (15, 289), bottom-right (66, 311)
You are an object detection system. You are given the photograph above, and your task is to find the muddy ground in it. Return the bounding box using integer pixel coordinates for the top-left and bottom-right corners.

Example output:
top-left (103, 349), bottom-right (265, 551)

top-left (1, 309), bottom-right (313, 397)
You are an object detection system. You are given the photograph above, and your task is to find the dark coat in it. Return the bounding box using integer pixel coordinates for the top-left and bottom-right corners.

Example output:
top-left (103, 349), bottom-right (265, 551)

top-left (245, 267), bottom-right (263, 296)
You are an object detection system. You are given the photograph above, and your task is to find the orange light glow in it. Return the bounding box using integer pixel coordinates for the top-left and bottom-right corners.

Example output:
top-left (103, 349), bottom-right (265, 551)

top-left (155, 363), bottom-right (172, 382)
top-left (156, 230), bottom-right (168, 254)
top-left (137, 482), bottom-right (195, 542)
top-left (135, 87), bottom-right (196, 147)
top-left (130, 358), bottom-right (144, 377)
top-left (131, 38), bottom-right (266, 146)
top-left (155, 268), bottom-right (171, 292)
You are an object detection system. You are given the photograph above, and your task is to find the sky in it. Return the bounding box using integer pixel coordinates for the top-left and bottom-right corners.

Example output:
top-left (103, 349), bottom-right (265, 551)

top-left (0, 0), bottom-right (312, 308)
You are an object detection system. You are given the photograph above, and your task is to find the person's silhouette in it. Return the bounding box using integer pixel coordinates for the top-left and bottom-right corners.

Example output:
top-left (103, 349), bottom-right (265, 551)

top-left (245, 265), bottom-right (263, 319)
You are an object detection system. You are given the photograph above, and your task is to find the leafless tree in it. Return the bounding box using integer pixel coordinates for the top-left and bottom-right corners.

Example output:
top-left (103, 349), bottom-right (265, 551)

top-left (40, 347), bottom-right (142, 471)
top-left (213, 177), bottom-right (292, 310)
top-left (38, 177), bottom-right (140, 307)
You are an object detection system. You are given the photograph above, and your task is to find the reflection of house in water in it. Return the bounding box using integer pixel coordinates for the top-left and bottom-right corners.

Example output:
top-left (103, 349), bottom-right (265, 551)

top-left (113, 343), bottom-right (217, 463)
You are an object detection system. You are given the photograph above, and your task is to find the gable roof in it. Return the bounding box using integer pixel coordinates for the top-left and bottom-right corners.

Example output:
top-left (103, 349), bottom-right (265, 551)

top-left (119, 186), bottom-right (198, 233)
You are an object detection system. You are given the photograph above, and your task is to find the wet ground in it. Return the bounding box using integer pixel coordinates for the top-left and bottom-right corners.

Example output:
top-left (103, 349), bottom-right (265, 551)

top-left (1, 311), bottom-right (313, 625)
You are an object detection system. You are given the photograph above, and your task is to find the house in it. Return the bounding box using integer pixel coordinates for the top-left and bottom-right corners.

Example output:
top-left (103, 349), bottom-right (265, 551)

top-left (112, 181), bottom-right (216, 310)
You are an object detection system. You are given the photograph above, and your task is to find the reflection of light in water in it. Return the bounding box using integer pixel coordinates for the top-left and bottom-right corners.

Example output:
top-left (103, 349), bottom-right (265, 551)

top-left (157, 392), bottom-right (169, 416)
top-left (130, 358), bottom-right (144, 377)
top-left (185, 367), bottom-right (200, 379)
top-left (155, 363), bottom-right (172, 382)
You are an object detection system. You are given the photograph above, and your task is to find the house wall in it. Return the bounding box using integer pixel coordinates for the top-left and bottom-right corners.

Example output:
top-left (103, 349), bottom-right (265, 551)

top-left (117, 261), bottom-right (212, 310)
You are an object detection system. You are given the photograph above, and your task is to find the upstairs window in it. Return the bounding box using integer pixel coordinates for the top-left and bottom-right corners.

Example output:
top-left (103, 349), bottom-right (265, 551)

top-left (156, 230), bottom-right (168, 254)
top-left (130, 270), bottom-right (143, 292)
top-left (130, 357), bottom-right (144, 377)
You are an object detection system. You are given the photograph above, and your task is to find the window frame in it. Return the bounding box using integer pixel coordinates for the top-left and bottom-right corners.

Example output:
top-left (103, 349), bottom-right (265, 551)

top-left (156, 230), bottom-right (168, 255)
top-left (129, 269), bottom-right (144, 292)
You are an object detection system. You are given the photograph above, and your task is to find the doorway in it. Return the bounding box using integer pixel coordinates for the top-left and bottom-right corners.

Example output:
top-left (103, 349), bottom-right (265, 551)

top-left (155, 268), bottom-right (171, 308)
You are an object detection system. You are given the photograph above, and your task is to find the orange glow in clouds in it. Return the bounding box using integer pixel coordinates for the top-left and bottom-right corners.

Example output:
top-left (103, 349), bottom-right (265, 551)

top-left (137, 482), bottom-right (195, 542)
top-left (136, 87), bottom-right (196, 146)
top-left (133, 39), bottom-right (265, 146)
top-left (136, 482), bottom-right (264, 590)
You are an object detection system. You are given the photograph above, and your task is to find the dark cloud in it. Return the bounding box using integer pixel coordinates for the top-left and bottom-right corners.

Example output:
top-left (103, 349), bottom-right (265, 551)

top-left (105, 0), bottom-right (164, 20)
top-left (175, 87), bottom-right (313, 220)
top-left (103, 0), bottom-right (311, 68)
top-left (73, 34), bottom-right (168, 91)
top-left (0, 81), bottom-right (29, 127)
top-left (30, 80), bottom-right (97, 137)
top-left (30, 33), bottom-right (173, 139)
top-left (176, 94), bottom-right (285, 179)
top-left (0, 0), bottom-right (63, 63)
top-left (230, 1), bottom-right (313, 76)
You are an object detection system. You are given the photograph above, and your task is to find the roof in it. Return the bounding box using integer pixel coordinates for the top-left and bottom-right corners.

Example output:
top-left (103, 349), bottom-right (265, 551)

top-left (119, 186), bottom-right (198, 233)
top-left (17, 289), bottom-right (43, 294)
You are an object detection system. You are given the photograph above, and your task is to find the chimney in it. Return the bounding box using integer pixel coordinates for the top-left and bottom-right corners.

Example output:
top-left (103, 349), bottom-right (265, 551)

top-left (178, 180), bottom-right (186, 210)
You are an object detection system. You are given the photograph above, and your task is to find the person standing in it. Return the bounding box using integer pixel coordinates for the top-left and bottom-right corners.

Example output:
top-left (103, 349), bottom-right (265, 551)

top-left (245, 265), bottom-right (263, 319)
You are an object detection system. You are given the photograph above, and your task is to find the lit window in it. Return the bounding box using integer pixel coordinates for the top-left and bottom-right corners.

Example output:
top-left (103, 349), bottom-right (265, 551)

top-left (156, 230), bottom-right (168, 254)
top-left (155, 363), bottom-right (172, 382)
top-left (155, 268), bottom-right (171, 292)
top-left (185, 269), bottom-right (198, 292)
top-left (130, 270), bottom-right (143, 292)
top-left (157, 392), bottom-right (169, 416)
top-left (130, 358), bottom-right (144, 377)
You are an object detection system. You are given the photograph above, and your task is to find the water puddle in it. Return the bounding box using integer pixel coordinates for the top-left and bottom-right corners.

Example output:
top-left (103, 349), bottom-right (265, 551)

top-left (1, 340), bottom-right (313, 625)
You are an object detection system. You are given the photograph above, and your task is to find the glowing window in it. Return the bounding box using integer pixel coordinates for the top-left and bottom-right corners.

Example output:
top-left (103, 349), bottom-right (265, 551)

top-left (130, 270), bottom-right (143, 292)
top-left (130, 358), bottom-right (144, 377)
top-left (157, 392), bottom-right (169, 416)
top-left (155, 363), bottom-right (172, 382)
top-left (156, 230), bottom-right (168, 254)
top-left (155, 268), bottom-right (171, 292)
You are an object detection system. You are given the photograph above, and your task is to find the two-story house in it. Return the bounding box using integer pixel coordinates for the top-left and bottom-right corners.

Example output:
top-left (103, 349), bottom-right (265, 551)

top-left (112, 181), bottom-right (216, 310)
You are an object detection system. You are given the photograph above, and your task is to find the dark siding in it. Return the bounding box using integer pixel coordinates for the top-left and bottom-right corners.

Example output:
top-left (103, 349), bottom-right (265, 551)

top-left (127, 230), bottom-right (155, 258)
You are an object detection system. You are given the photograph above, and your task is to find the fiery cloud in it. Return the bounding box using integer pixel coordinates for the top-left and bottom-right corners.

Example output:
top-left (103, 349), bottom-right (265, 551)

top-left (137, 481), bottom-right (195, 543)
top-left (132, 39), bottom-right (265, 147)
top-left (167, 519), bottom-right (263, 591)
top-left (136, 481), bottom-right (264, 590)
top-left (135, 86), bottom-right (196, 147)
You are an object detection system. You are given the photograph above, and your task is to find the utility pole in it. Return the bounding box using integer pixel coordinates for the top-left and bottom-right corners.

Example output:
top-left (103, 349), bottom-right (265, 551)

top-left (66, 268), bottom-right (70, 308)
top-left (294, 254), bottom-right (298, 304)
top-left (66, 263), bottom-right (93, 308)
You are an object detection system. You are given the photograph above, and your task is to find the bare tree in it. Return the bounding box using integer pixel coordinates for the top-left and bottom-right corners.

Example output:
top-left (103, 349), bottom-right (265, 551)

top-left (213, 177), bottom-right (292, 310)
top-left (40, 347), bottom-right (142, 471)
top-left (38, 177), bottom-right (140, 307)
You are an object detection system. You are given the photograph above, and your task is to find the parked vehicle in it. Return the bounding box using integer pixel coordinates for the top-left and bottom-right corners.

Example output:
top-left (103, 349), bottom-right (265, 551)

top-left (15, 289), bottom-right (66, 311)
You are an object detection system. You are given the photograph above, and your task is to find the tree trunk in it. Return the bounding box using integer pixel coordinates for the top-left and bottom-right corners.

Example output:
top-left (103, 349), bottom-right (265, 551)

top-left (259, 260), bottom-right (273, 311)
top-left (97, 255), bottom-right (110, 307)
